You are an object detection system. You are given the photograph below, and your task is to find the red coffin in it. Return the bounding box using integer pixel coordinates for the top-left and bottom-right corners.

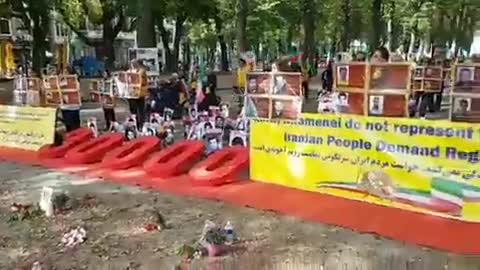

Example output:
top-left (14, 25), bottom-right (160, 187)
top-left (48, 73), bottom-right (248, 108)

top-left (38, 128), bottom-right (93, 159)
top-left (64, 133), bottom-right (124, 164)
top-left (102, 136), bottom-right (160, 170)
top-left (143, 140), bottom-right (205, 178)
top-left (189, 146), bottom-right (249, 186)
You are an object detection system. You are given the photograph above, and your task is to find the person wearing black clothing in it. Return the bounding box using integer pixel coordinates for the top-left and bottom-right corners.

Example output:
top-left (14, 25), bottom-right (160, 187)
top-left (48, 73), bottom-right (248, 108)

top-left (102, 70), bottom-right (116, 130)
top-left (321, 61), bottom-right (333, 92)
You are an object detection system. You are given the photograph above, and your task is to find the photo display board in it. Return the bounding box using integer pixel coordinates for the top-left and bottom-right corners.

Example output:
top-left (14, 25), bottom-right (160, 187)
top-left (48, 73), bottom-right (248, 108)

top-left (411, 66), bottom-right (443, 92)
top-left (115, 71), bottom-right (142, 98)
top-left (245, 72), bottom-right (302, 120)
top-left (59, 75), bottom-right (81, 106)
top-left (43, 76), bottom-right (62, 106)
top-left (13, 76), bottom-right (42, 106)
top-left (333, 62), bottom-right (367, 115)
top-left (450, 64), bottom-right (480, 122)
top-left (333, 62), bottom-right (412, 117)
top-left (366, 63), bottom-right (411, 117)
top-left (89, 79), bottom-right (115, 108)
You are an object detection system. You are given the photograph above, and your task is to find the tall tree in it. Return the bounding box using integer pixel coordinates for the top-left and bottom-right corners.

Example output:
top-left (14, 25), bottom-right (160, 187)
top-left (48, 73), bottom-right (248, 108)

top-left (1, 0), bottom-right (52, 72)
top-left (237, 0), bottom-right (248, 53)
top-left (136, 0), bottom-right (156, 47)
top-left (57, 0), bottom-right (131, 69)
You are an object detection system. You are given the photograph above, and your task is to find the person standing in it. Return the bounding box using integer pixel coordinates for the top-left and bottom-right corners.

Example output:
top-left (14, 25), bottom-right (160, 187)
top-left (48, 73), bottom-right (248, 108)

top-left (128, 60), bottom-right (147, 130)
top-left (102, 70), bottom-right (116, 130)
top-left (60, 70), bottom-right (81, 132)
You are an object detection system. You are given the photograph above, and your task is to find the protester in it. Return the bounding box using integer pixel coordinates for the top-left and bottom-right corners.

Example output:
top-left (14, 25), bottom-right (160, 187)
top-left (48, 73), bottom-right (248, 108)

top-left (235, 58), bottom-right (251, 106)
top-left (321, 60), bottom-right (333, 92)
top-left (60, 70), bottom-right (81, 132)
top-left (371, 47), bottom-right (390, 63)
top-left (128, 60), bottom-right (147, 130)
top-left (102, 70), bottom-right (116, 130)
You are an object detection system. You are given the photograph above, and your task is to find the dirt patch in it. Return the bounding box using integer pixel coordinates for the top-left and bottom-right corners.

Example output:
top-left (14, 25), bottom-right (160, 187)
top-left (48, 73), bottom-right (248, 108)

top-left (0, 162), bottom-right (479, 270)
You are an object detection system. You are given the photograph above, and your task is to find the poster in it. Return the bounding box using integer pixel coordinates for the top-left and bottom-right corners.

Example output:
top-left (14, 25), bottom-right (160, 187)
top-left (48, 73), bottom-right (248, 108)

top-left (0, 105), bottom-right (56, 150)
top-left (128, 48), bottom-right (159, 76)
top-left (251, 113), bottom-right (480, 222)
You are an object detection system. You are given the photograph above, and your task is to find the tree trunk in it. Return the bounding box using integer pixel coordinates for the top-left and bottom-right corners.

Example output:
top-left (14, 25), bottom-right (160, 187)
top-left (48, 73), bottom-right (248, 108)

top-left (31, 14), bottom-right (48, 73)
top-left (172, 16), bottom-right (185, 71)
top-left (340, 0), bottom-right (351, 52)
top-left (136, 0), bottom-right (156, 47)
top-left (102, 22), bottom-right (116, 70)
top-left (302, 0), bottom-right (316, 63)
top-left (157, 18), bottom-right (174, 72)
top-left (237, 0), bottom-right (248, 53)
top-left (32, 23), bottom-right (48, 73)
top-left (214, 14), bottom-right (229, 71)
top-left (370, 0), bottom-right (383, 50)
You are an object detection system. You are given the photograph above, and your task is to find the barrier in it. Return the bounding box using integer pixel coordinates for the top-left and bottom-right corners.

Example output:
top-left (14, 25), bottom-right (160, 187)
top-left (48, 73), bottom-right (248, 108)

top-left (189, 146), bottom-right (249, 186)
top-left (143, 140), bottom-right (204, 178)
top-left (102, 136), bottom-right (160, 170)
top-left (64, 133), bottom-right (124, 164)
top-left (38, 128), bottom-right (93, 159)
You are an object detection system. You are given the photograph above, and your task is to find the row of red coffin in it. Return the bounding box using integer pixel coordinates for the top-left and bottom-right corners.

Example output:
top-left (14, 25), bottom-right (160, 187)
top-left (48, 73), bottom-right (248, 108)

top-left (38, 128), bottom-right (249, 186)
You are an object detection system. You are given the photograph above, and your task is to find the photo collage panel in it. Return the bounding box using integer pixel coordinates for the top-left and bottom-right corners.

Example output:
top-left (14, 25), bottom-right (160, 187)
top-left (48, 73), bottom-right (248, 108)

top-left (245, 72), bottom-right (303, 120)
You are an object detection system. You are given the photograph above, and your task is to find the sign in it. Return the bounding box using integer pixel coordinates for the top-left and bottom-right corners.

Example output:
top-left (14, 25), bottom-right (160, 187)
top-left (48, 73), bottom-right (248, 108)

top-left (0, 105), bottom-right (56, 150)
top-left (245, 72), bottom-right (303, 120)
top-left (250, 113), bottom-right (480, 222)
top-left (128, 48), bottom-right (159, 76)
top-left (450, 64), bottom-right (480, 122)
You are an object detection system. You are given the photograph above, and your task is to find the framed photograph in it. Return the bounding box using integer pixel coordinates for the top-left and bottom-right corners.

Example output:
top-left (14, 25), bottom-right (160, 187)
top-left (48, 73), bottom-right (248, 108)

top-left (61, 91), bottom-right (81, 105)
top-left (229, 130), bottom-right (247, 147)
top-left (214, 115), bottom-right (225, 129)
top-left (336, 65), bottom-right (349, 86)
top-left (87, 118), bottom-right (98, 138)
top-left (414, 67), bottom-right (424, 79)
top-left (101, 94), bottom-right (115, 108)
top-left (45, 90), bottom-right (62, 105)
top-left (424, 67), bottom-right (442, 79)
top-left (26, 90), bottom-right (41, 106)
top-left (369, 95), bottom-right (384, 115)
top-left (270, 97), bottom-right (302, 120)
top-left (204, 131), bottom-right (223, 155)
top-left (456, 67), bottom-right (475, 83)
top-left (272, 73), bottom-right (302, 96)
top-left (453, 98), bottom-right (471, 115)
top-left (124, 126), bottom-right (138, 141)
top-left (246, 73), bottom-right (270, 94)
top-left (59, 75), bottom-right (79, 90)
top-left (370, 64), bottom-right (410, 90)
top-left (91, 92), bottom-right (101, 103)
top-left (220, 103), bottom-right (230, 118)
top-left (244, 96), bottom-right (270, 119)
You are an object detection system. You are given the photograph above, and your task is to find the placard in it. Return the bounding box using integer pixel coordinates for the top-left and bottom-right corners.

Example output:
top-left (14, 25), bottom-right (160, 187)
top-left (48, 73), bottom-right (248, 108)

top-left (450, 64), bottom-right (480, 122)
top-left (128, 48), bottom-right (160, 76)
top-left (0, 105), bottom-right (56, 150)
top-left (411, 66), bottom-right (443, 92)
top-left (43, 76), bottom-right (62, 106)
top-left (115, 71), bottom-right (142, 98)
top-left (251, 114), bottom-right (480, 222)
top-left (245, 71), bottom-right (303, 120)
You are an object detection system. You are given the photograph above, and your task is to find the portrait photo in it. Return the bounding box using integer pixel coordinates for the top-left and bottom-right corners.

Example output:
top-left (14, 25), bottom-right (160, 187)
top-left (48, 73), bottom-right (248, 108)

top-left (369, 95), bottom-right (384, 115)
top-left (454, 98), bottom-right (471, 115)
top-left (456, 67), bottom-right (475, 83)
top-left (87, 118), bottom-right (98, 138)
top-left (271, 73), bottom-right (302, 96)
top-left (270, 97), bottom-right (302, 120)
top-left (124, 126), bottom-right (138, 141)
top-left (244, 96), bottom-right (270, 118)
top-left (229, 130), bottom-right (247, 147)
top-left (336, 65), bottom-right (349, 86)
top-left (246, 73), bottom-right (270, 94)
top-left (414, 68), bottom-right (424, 79)
top-left (425, 67), bottom-right (442, 79)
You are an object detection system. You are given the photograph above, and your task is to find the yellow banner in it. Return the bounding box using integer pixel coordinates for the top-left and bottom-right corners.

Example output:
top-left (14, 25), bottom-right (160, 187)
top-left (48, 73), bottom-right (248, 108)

top-left (250, 114), bottom-right (480, 222)
top-left (0, 106), bottom-right (56, 150)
